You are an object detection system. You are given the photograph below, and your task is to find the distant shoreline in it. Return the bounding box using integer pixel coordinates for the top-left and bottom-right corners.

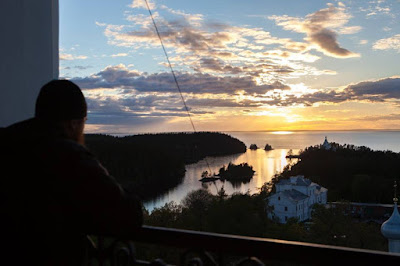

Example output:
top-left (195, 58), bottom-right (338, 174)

top-left (86, 129), bottom-right (400, 136)
top-left (84, 131), bottom-right (400, 154)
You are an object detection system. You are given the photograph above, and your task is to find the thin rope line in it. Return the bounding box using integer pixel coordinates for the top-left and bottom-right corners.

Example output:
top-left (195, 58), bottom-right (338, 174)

top-left (144, 0), bottom-right (215, 176)
top-left (144, 0), bottom-right (196, 132)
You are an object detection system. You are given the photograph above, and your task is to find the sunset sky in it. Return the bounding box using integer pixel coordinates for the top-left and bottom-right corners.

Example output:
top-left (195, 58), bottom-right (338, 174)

top-left (60, 0), bottom-right (400, 133)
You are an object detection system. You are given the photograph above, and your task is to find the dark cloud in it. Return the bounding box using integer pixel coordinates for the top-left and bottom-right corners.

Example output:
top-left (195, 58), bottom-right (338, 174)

top-left (122, 17), bottom-right (232, 54)
top-left (79, 63), bottom-right (400, 112)
top-left (309, 29), bottom-right (355, 57)
top-left (205, 21), bottom-right (230, 30)
top-left (344, 78), bottom-right (400, 99)
top-left (73, 65), bottom-right (290, 95)
top-left (121, 94), bottom-right (179, 110)
top-left (269, 77), bottom-right (400, 107)
top-left (72, 65), bottom-right (141, 89)
top-left (74, 65), bottom-right (93, 70)
top-left (279, 90), bottom-right (349, 106)
top-left (96, 4), bottom-right (340, 84)
top-left (87, 94), bottom-right (176, 114)
top-left (270, 4), bottom-right (360, 58)
top-left (98, 65), bottom-right (141, 82)
top-left (84, 92), bottom-right (215, 127)
top-left (186, 98), bottom-right (263, 108)
top-left (195, 58), bottom-right (243, 74)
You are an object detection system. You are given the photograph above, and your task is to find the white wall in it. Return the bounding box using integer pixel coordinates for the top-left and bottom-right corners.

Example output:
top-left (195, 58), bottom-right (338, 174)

top-left (0, 0), bottom-right (59, 127)
top-left (268, 194), bottom-right (297, 223)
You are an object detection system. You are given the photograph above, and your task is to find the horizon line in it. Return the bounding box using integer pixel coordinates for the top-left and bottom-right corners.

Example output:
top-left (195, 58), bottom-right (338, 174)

top-left (85, 128), bottom-right (400, 135)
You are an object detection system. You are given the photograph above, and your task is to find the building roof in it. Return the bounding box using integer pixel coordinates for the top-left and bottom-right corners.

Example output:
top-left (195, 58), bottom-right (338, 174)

top-left (271, 189), bottom-right (308, 202)
top-left (278, 179), bottom-right (291, 185)
top-left (277, 175), bottom-right (313, 187)
top-left (296, 177), bottom-right (311, 186)
top-left (272, 175), bottom-right (328, 202)
top-left (314, 184), bottom-right (328, 194)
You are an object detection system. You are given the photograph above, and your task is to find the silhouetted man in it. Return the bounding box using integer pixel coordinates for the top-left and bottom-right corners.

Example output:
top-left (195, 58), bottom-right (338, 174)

top-left (1, 80), bottom-right (143, 265)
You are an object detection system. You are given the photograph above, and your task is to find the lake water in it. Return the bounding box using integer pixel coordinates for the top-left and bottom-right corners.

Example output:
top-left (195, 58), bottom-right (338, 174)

top-left (143, 131), bottom-right (400, 211)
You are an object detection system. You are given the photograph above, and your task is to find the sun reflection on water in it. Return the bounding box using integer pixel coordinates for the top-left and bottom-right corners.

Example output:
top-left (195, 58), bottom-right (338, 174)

top-left (270, 131), bottom-right (294, 135)
top-left (144, 148), bottom-right (299, 211)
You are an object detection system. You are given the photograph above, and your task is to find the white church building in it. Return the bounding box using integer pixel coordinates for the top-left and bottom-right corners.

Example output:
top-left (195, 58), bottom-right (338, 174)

top-left (267, 175), bottom-right (328, 223)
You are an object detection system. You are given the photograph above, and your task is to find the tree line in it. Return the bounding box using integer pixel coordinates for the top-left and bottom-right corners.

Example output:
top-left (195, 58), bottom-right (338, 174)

top-left (137, 188), bottom-right (386, 264)
top-left (85, 132), bottom-right (246, 200)
top-left (280, 143), bottom-right (400, 203)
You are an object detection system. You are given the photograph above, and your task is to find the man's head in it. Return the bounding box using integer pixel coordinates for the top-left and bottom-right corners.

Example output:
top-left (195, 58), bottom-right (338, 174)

top-left (35, 80), bottom-right (87, 144)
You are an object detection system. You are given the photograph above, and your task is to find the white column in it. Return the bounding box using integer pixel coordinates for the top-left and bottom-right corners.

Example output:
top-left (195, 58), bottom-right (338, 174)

top-left (0, 0), bottom-right (59, 127)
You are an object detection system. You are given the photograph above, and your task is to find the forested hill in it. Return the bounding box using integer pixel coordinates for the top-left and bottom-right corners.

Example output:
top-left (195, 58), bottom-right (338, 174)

top-left (120, 132), bottom-right (246, 163)
top-left (85, 132), bottom-right (246, 200)
top-left (280, 143), bottom-right (400, 203)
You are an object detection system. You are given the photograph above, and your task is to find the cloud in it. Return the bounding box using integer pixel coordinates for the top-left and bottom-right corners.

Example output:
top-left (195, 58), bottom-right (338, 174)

top-left (73, 64), bottom-right (291, 95)
top-left (354, 113), bottom-right (400, 122)
top-left (186, 98), bottom-right (263, 108)
top-left (74, 63), bottom-right (400, 128)
top-left (383, 26), bottom-right (392, 32)
top-left (160, 5), bottom-right (204, 27)
top-left (60, 53), bottom-right (88, 60)
top-left (83, 91), bottom-right (217, 129)
top-left (111, 53), bottom-right (128, 57)
top-left (344, 77), bottom-right (400, 100)
top-left (71, 63), bottom-right (302, 127)
top-left (273, 77), bottom-right (400, 106)
top-left (75, 63), bottom-right (400, 113)
top-left (73, 65), bottom-right (93, 70)
top-left (308, 29), bottom-right (357, 57)
top-left (360, 1), bottom-right (393, 17)
top-left (269, 3), bottom-right (360, 58)
top-left (73, 64), bottom-right (142, 89)
top-left (338, 26), bottom-right (362, 35)
top-left (373, 34), bottom-right (400, 52)
top-left (129, 0), bottom-right (155, 10)
top-left (95, 4), bottom-right (337, 85)
top-left (195, 58), bottom-right (243, 74)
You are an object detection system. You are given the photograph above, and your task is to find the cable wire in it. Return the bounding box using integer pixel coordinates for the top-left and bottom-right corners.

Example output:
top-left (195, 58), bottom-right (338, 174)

top-left (144, 0), bottom-right (196, 132)
top-left (144, 0), bottom-right (214, 176)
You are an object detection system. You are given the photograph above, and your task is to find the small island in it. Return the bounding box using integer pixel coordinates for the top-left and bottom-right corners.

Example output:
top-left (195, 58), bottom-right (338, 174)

top-left (199, 171), bottom-right (220, 182)
top-left (285, 149), bottom-right (300, 159)
top-left (249, 144), bottom-right (258, 150)
top-left (218, 162), bottom-right (255, 182)
top-left (264, 144), bottom-right (273, 151)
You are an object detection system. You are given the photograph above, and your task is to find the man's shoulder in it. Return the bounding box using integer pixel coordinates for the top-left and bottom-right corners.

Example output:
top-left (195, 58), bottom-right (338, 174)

top-left (50, 138), bottom-right (94, 160)
top-left (2, 118), bottom-right (34, 138)
top-left (53, 138), bottom-right (88, 152)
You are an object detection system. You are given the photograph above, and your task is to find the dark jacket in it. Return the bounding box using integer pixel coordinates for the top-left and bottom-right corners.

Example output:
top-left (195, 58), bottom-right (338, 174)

top-left (0, 118), bottom-right (143, 265)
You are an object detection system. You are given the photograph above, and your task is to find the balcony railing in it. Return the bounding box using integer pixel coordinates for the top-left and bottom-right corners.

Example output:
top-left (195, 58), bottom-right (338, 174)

top-left (93, 225), bottom-right (400, 265)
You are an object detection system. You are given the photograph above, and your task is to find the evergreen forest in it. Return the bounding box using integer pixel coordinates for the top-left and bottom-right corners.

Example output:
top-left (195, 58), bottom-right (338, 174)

top-left (280, 143), bottom-right (400, 203)
top-left (85, 132), bottom-right (246, 200)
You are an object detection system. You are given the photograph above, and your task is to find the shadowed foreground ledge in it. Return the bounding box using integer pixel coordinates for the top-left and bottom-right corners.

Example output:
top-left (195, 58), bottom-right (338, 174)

top-left (97, 225), bottom-right (400, 265)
